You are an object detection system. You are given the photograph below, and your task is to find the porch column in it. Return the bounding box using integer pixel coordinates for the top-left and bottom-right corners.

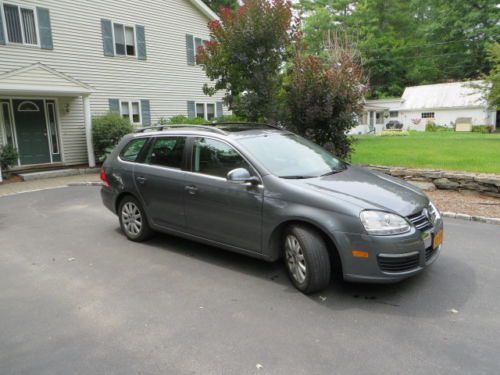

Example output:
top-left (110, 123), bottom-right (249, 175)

top-left (83, 95), bottom-right (96, 167)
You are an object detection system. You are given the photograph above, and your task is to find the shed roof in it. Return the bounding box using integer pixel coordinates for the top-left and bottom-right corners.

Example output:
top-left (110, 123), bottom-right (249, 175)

top-left (401, 81), bottom-right (487, 110)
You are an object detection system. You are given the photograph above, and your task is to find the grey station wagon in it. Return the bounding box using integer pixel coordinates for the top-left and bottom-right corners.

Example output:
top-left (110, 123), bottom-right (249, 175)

top-left (101, 124), bottom-right (443, 294)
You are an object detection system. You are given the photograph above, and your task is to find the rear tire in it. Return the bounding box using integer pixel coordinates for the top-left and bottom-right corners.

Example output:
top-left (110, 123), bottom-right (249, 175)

top-left (118, 196), bottom-right (154, 242)
top-left (284, 225), bottom-right (331, 294)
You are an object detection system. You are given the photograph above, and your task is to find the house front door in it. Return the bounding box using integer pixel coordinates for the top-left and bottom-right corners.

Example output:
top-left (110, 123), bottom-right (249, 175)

top-left (13, 99), bottom-right (51, 165)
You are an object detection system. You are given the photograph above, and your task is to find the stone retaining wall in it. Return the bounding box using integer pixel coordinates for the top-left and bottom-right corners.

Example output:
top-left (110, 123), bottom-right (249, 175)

top-left (364, 165), bottom-right (500, 198)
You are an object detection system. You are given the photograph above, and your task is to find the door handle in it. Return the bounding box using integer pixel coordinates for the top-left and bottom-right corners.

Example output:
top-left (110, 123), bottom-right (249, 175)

top-left (136, 176), bottom-right (147, 184)
top-left (185, 185), bottom-right (198, 195)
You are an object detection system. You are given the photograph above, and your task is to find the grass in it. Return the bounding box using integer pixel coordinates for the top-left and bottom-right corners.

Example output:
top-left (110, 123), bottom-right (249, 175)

top-left (351, 131), bottom-right (500, 174)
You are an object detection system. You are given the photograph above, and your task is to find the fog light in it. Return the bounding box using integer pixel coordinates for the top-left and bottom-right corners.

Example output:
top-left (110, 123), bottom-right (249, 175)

top-left (352, 250), bottom-right (369, 258)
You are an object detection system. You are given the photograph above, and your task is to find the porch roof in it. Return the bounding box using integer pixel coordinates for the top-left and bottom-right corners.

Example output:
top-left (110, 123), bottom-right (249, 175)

top-left (0, 63), bottom-right (94, 96)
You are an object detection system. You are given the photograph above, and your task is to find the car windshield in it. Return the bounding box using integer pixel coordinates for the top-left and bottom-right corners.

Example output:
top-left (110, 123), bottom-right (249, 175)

top-left (238, 133), bottom-right (347, 178)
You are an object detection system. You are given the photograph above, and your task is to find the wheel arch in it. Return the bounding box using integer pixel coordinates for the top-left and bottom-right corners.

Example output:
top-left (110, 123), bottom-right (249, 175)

top-left (267, 219), bottom-right (343, 277)
top-left (115, 191), bottom-right (141, 214)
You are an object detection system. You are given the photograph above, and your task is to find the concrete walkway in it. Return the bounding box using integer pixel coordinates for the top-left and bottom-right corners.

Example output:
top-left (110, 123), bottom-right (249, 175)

top-left (0, 173), bottom-right (100, 197)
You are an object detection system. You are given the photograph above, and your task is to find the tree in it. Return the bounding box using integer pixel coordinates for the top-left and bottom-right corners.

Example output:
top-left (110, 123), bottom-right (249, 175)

top-left (295, 0), bottom-right (499, 98)
top-left (197, 0), bottom-right (294, 121)
top-left (475, 43), bottom-right (500, 108)
top-left (202, 0), bottom-right (238, 13)
top-left (283, 32), bottom-right (367, 158)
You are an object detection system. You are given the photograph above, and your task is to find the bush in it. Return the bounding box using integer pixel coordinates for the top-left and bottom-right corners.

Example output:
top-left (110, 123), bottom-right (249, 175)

top-left (156, 114), bottom-right (245, 126)
top-left (471, 125), bottom-right (493, 133)
top-left (0, 144), bottom-right (19, 176)
top-left (425, 123), bottom-right (453, 132)
top-left (378, 130), bottom-right (410, 136)
top-left (92, 113), bottom-right (133, 162)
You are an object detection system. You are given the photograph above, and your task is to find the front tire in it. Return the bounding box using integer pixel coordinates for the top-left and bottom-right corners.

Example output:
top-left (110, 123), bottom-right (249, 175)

top-left (118, 196), bottom-right (154, 242)
top-left (284, 225), bottom-right (331, 294)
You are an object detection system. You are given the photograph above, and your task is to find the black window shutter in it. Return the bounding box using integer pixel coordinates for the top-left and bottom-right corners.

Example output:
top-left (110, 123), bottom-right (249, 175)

top-left (36, 7), bottom-right (53, 49)
top-left (140, 99), bottom-right (151, 126)
top-left (101, 19), bottom-right (114, 56)
top-left (186, 34), bottom-right (195, 66)
top-left (187, 101), bottom-right (195, 118)
top-left (136, 25), bottom-right (147, 60)
top-left (109, 99), bottom-right (120, 114)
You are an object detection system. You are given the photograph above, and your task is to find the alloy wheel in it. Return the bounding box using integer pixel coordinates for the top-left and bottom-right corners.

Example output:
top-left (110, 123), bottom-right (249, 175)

top-left (285, 234), bottom-right (307, 284)
top-left (121, 202), bottom-right (143, 237)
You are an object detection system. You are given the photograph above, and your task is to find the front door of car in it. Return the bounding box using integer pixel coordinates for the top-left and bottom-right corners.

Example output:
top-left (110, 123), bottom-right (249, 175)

top-left (133, 136), bottom-right (187, 230)
top-left (184, 137), bottom-right (264, 253)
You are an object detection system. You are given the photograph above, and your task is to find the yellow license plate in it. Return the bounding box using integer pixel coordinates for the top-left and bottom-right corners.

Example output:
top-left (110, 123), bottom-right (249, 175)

top-left (433, 230), bottom-right (443, 249)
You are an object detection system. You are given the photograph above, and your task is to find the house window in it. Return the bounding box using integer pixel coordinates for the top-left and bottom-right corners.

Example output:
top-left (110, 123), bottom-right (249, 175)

top-left (113, 23), bottom-right (135, 56)
top-left (1, 102), bottom-right (16, 147)
top-left (2, 3), bottom-right (38, 45)
top-left (195, 102), bottom-right (216, 121)
top-left (389, 111), bottom-right (398, 118)
top-left (120, 101), bottom-right (141, 124)
top-left (422, 112), bottom-right (435, 119)
top-left (46, 102), bottom-right (60, 155)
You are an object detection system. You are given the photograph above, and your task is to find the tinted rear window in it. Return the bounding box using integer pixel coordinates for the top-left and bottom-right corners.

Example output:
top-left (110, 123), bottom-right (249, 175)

top-left (120, 138), bottom-right (148, 162)
top-left (146, 137), bottom-right (186, 169)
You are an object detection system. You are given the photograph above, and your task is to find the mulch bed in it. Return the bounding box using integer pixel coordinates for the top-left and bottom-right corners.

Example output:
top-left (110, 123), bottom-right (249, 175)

top-left (0, 175), bottom-right (23, 185)
top-left (428, 190), bottom-right (500, 218)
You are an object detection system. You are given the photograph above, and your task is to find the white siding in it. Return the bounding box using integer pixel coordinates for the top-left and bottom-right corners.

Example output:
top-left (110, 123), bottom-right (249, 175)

top-left (400, 108), bottom-right (494, 130)
top-left (0, 0), bottom-right (225, 165)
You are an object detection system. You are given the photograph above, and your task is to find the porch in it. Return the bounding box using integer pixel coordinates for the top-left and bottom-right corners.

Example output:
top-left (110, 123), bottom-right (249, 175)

top-left (0, 63), bottom-right (95, 172)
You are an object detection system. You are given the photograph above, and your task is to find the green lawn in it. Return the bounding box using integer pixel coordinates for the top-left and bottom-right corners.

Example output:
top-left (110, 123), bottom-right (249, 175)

top-left (351, 132), bottom-right (500, 174)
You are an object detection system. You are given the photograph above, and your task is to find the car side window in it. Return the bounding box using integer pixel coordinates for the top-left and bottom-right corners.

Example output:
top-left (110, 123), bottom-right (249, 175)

top-left (192, 138), bottom-right (252, 178)
top-left (146, 137), bottom-right (186, 169)
top-left (120, 138), bottom-right (148, 162)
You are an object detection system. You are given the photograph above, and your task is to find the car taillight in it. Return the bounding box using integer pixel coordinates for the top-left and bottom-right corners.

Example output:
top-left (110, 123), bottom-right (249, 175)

top-left (100, 168), bottom-right (110, 187)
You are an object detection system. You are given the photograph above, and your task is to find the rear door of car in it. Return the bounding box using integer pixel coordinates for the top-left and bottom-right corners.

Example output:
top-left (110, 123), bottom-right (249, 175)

top-left (183, 136), bottom-right (264, 253)
top-left (133, 135), bottom-right (188, 230)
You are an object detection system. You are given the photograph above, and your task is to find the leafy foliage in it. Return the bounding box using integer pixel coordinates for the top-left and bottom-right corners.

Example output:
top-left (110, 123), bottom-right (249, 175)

top-left (483, 43), bottom-right (500, 108)
top-left (471, 125), bottom-right (493, 134)
top-left (296, 0), bottom-right (499, 98)
top-left (156, 114), bottom-right (244, 125)
top-left (92, 113), bottom-right (133, 162)
top-left (283, 33), bottom-right (367, 159)
top-left (197, 0), bottom-right (294, 121)
top-left (0, 144), bottom-right (19, 173)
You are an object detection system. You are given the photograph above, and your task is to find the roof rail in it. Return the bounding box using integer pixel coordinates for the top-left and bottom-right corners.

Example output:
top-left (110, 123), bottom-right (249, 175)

top-left (135, 124), bottom-right (227, 135)
top-left (205, 121), bottom-right (283, 130)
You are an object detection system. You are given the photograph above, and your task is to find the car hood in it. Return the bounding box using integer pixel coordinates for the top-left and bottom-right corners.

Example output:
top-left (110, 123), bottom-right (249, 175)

top-left (299, 165), bottom-right (428, 217)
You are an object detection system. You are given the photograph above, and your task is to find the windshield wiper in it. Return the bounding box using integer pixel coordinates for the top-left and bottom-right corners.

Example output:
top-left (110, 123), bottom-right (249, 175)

top-left (320, 169), bottom-right (342, 177)
top-left (279, 175), bottom-right (314, 179)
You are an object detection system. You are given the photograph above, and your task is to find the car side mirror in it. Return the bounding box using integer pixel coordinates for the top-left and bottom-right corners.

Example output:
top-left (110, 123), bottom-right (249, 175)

top-left (227, 168), bottom-right (260, 185)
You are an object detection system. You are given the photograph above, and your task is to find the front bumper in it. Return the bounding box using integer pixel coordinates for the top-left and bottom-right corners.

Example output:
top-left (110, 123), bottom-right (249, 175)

top-left (335, 220), bottom-right (444, 283)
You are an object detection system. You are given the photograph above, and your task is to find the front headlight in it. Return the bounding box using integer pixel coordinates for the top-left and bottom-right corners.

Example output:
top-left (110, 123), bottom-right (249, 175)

top-left (360, 210), bottom-right (411, 236)
top-left (428, 201), bottom-right (441, 223)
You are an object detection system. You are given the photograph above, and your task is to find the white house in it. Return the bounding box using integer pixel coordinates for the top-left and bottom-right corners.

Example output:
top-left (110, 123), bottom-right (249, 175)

top-left (0, 0), bottom-right (224, 170)
top-left (352, 81), bottom-right (498, 134)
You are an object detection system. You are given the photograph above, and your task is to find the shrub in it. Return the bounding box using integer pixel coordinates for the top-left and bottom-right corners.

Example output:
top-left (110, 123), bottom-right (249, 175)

top-left (283, 32), bottom-right (367, 159)
top-left (92, 113), bottom-right (133, 162)
top-left (378, 130), bottom-right (410, 136)
top-left (426, 123), bottom-right (453, 132)
top-left (0, 144), bottom-right (19, 176)
top-left (471, 125), bottom-right (493, 133)
top-left (156, 114), bottom-right (245, 126)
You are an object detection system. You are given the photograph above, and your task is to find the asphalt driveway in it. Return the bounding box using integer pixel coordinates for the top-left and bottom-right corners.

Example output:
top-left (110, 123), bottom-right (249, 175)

top-left (0, 186), bottom-right (499, 375)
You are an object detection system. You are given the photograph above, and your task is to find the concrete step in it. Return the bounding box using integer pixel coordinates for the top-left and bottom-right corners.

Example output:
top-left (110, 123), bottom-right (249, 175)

top-left (19, 168), bottom-right (100, 182)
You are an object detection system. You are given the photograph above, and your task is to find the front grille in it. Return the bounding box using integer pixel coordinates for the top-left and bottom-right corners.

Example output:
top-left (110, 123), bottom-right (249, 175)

top-left (407, 210), bottom-right (433, 232)
top-left (378, 252), bottom-right (420, 273)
